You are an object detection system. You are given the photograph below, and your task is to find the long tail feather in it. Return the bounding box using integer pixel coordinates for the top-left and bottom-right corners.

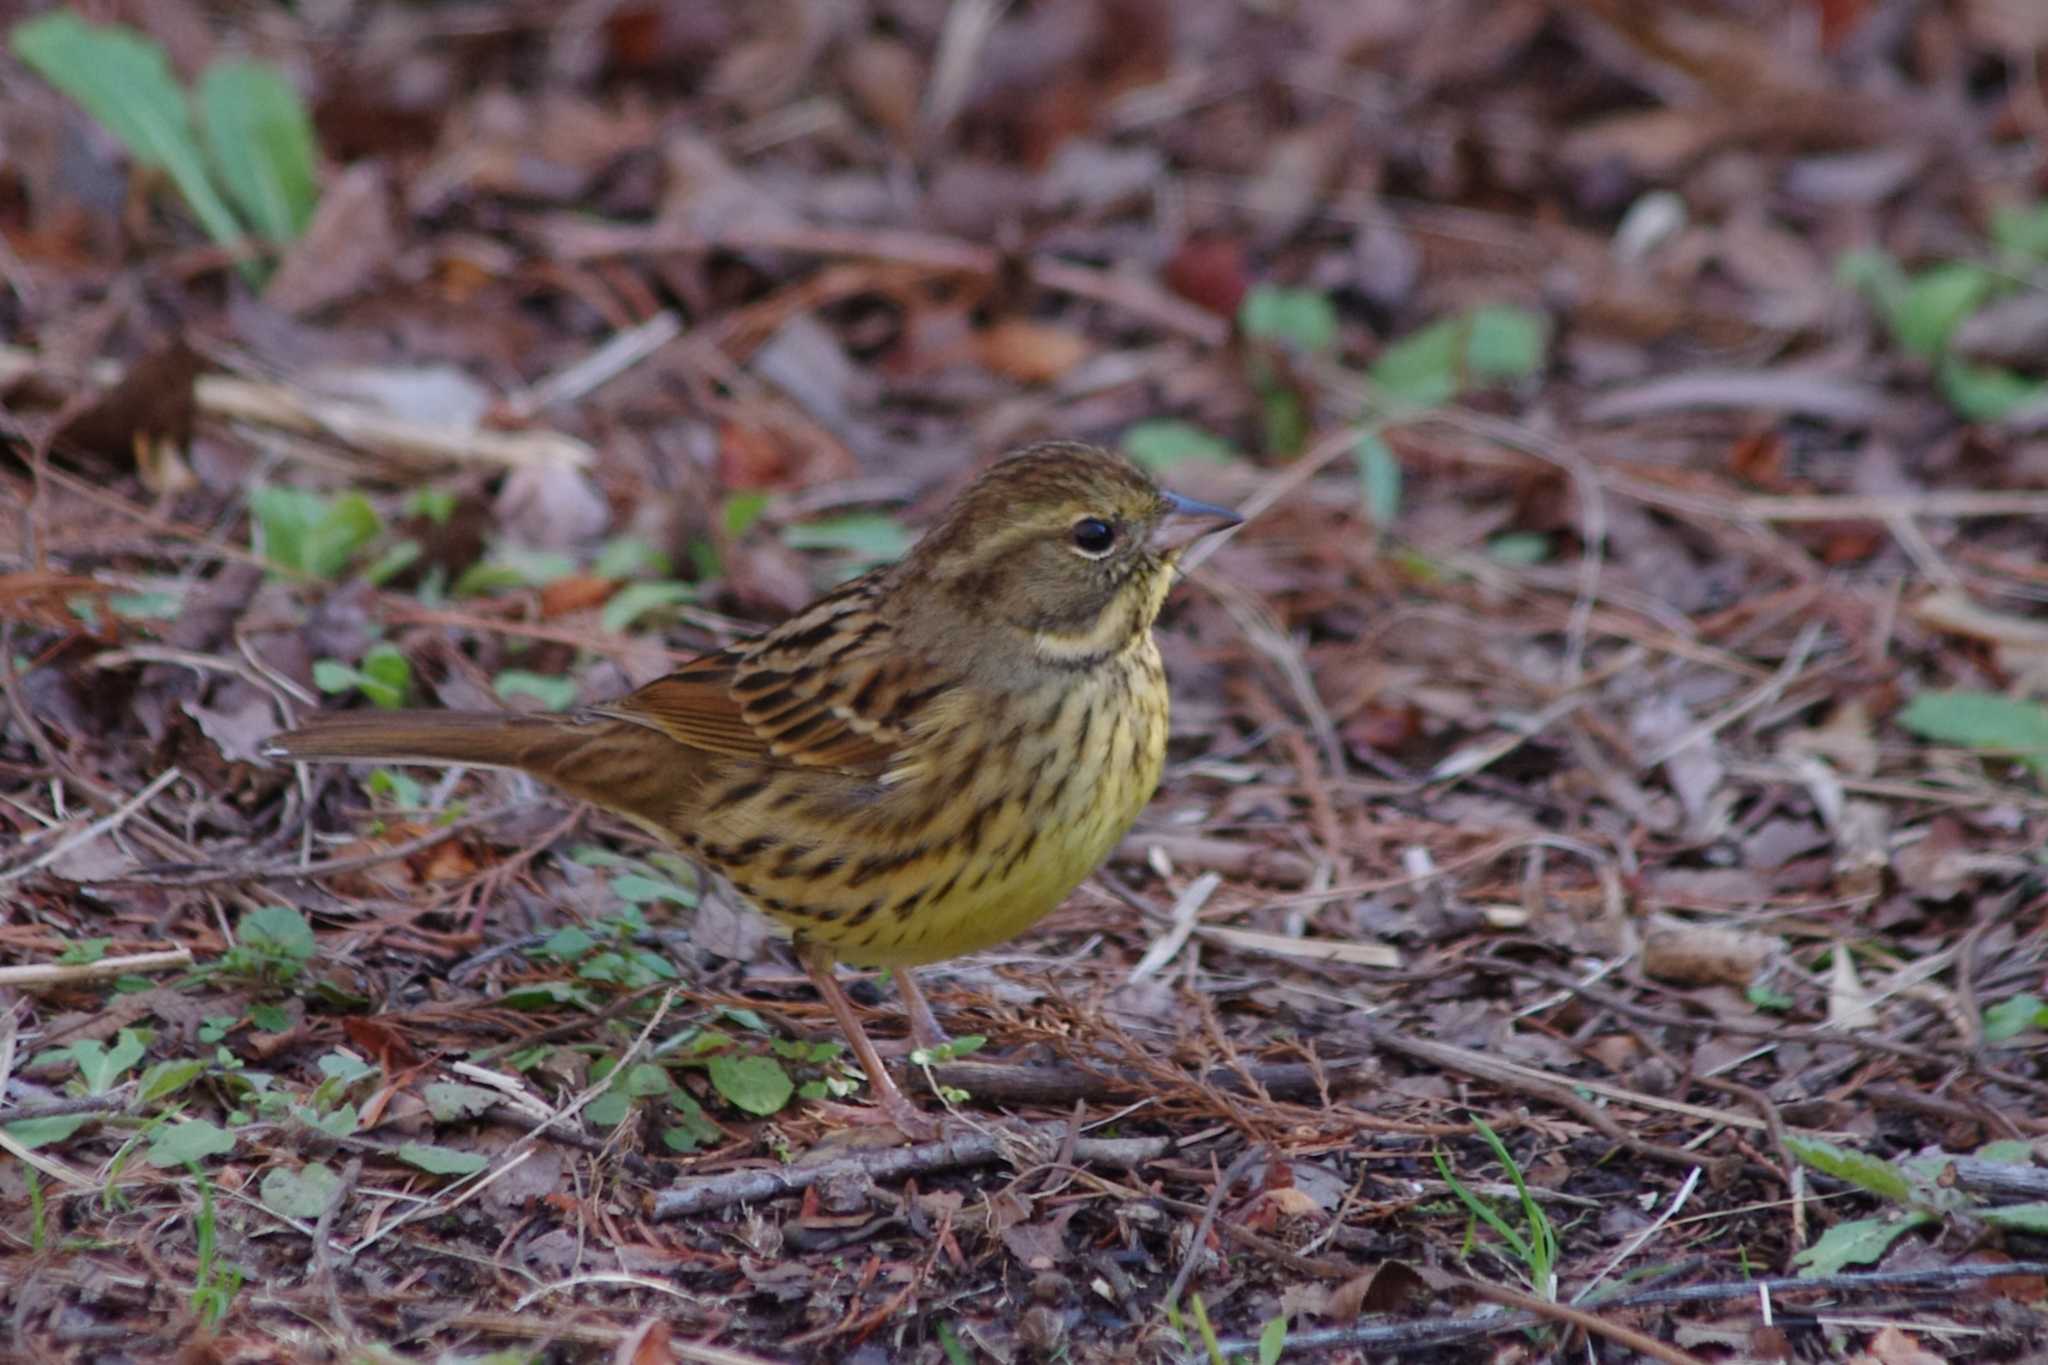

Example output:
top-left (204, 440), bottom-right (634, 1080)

top-left (266, 710), bottom-right (691, 827)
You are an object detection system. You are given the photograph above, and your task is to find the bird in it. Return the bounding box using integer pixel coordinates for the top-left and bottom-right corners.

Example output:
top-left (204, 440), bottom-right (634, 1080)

top-left (266, 441), bottom-right (1240, 1137)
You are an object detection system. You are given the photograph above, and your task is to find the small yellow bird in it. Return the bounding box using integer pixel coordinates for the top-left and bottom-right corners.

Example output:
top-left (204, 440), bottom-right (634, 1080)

top-left (267, 442), bottom-right (1239, 1135)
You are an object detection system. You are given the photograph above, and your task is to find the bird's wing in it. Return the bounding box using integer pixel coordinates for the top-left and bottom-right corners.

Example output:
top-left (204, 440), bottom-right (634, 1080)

top-left (590, 574), bottom-right (937, 777)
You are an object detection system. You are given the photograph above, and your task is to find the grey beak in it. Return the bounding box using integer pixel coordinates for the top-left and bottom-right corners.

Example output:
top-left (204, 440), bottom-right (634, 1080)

top-left (1148, 490), bottom-right (1243, 554)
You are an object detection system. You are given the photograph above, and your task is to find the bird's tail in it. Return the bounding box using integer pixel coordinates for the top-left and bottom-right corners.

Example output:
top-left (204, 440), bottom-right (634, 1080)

top-left (266, 710), bottom-right (684, 827)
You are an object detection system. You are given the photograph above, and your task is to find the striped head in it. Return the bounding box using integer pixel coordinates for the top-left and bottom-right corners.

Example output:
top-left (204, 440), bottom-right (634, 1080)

top-left (902, 442), bottom-right (1240, 663)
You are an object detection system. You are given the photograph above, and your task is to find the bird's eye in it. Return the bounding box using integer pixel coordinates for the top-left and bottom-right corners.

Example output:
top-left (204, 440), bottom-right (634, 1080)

top-left (1070, 517), bottom-right (1117, 556)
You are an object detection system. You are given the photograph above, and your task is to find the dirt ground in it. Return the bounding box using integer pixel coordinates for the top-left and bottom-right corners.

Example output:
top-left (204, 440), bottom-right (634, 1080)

top-left (5, 1), bottom-right (2048, 1361)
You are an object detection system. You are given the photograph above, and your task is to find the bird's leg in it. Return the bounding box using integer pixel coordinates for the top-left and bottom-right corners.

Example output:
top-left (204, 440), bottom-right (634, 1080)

top-left (894, 968), bottom-right (951, 1054)
top-left (799, 945), bottom-right (937, 1141)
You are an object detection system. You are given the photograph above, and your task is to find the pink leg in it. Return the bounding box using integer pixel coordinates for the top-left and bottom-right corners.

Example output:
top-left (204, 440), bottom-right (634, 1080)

top-left (799, 945), bottom-right (936, 1140)
top-left (895, 968), bottom-right (951, 1053)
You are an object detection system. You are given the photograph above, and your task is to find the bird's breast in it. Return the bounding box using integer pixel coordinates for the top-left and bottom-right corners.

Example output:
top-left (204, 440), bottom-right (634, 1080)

top-left (686, 643), bottom-right (1170, 967)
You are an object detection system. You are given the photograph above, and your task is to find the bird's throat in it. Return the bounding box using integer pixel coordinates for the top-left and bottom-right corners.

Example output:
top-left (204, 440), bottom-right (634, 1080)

top-left (1029, 569), bottom-right (1169, 668)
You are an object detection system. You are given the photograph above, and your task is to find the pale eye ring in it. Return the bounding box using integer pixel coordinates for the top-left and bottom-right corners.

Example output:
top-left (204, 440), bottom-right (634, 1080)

top-left (1070, 517), bottom-right (1117, 556)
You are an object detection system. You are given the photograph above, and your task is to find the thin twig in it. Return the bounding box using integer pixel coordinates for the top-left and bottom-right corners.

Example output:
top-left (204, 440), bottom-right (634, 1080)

top-left (0, 767), bottom-right (183, 884)
top-left (650, 1122), bottom-right (1174, 1220)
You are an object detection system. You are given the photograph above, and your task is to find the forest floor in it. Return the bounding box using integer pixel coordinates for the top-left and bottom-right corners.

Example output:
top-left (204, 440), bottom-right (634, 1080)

top-left (5, 1), bottom-right (2048, 1362)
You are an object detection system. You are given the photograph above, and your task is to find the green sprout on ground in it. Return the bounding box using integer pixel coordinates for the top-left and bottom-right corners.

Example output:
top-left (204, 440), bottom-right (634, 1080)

top-left (10, 10), bottom-right (321, 282)
top-left (1786, 1136), bottom-right (2048, 1275)
top-left (1839, 201), bottom-right (2048, 420)
top-left (1434, 1117), bottom-right (1560, 1301)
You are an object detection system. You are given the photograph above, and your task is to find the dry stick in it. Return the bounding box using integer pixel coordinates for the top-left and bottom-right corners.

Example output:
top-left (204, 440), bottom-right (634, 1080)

top-left (0, 948), bottom-right (195, 988)
top-left (0, 1093), bottom-right (132, 1124)
top-left (1634, 618), bottom-right (1828, 769)
top-left (921, 1058), bottom-right (1358, 1107)
top-left (0, 766), bottom-right (184, 884)
top-left (649, 1123), bottom-right (1174, 1220)
top-left (1127, 871), bottom-right (1222, 982)
top-left (1478, 953), bottom-right (2048, 1099)
top-left (1362, 1026), bottom-right (1752, 1178)
top-left (0, 344), bottom-right (594, 470)
top-left (1230, 1262), bottom-right (2048, 1358)
top-left (312, 1157), bottom-right (362, 1340)
top-left (1145, 1190), bottom-right (1353, 1281)
top-left (1440, 1274), bottom-right (1710, 1365)
top-left (94, 802), bottom-right (531, 888)
top-left (1162, 1146), bottom-right (1264, 1312)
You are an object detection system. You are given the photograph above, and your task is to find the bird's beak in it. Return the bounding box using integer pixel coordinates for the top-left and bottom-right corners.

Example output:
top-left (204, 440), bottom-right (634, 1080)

top-left (1148, 491), bottom-right (1243, 554)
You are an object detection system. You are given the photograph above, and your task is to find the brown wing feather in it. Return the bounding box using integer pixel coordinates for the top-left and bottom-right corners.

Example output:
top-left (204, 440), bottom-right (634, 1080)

top-left (593, 572), bottom-right (930, 778)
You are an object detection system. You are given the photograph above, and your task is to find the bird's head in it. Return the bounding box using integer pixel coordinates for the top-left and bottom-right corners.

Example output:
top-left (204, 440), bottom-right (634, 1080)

top-left (906, 442), bottom-right (1240, 663)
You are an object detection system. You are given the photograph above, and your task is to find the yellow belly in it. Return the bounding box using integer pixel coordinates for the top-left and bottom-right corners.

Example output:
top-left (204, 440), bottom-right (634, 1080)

top-left (686, 647), bottom-right (1168, 967)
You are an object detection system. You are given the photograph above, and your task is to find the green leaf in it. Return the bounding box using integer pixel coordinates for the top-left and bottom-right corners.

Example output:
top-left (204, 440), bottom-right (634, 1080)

top-left (1121, 419), bottom-right (1239, 471)
top-left (498, 981), bottom-right (596, 1010)
top-left (783, 513), bottom-right (912, 566)
top-left (586, 1091), bottom-right (631, 1127)
top-left (1791, 1212), bottom-right (1933, 1276)
top-left (1983, 993), bottom-right (2048, 1044)
top-left (259, 1161), bottom-right (340, 1219)
top-left (4, 1115), bottom-right (91, 1147)
top-left (1975, 1140), bottom-right (2036, 1164)
top-left (706, 1054), bottom-right (793, 1116)
top-left (405, 487), bottom-right (456, 525)
top-left (198, 59), bottom-right (317, 242)
top-left (10, 13), bottom-right (249, 268)
top-left (722, 490), bottom-right (771, 538)
top-left (106, 591), bottom-right (182, 621)
top-left (1891, 263), bottom-right (1994, 359)
top-left (1486, 532), bottom-right (1552, 566)
top-left (493, 669), bottom-right (578, 711)
top-left (366, 768), bottom-right (425, 809)
top-left (1896, 691), bottom-right (2048, 782)
top-left (1465, 305), bottom-right (1549, 380)
top-left (398, 1142), bottom-right (489, 1176)
top-left (1370, 318), bottom-right (1463, 409)
top-left (610, 873), bottom-right (694, 906)
top-left (312, 659), bottom-right (359, 695)
top-left (317, 1052), bottom-right (376, 1085)
top-left (593, 537), bottom-right (672, 579)
top-left (666, 1091), bottom-right (724, 1147)
top-left (247, 1002), bottom-right (290, 1032)
top-left (306, 494), bottom-right (381, 579)
top-left (239, 905), bottom-right (316, 965)
top-left (1745, 981), bottom-right (1795, 1012)
top-left (137, 1058), bottom-right (206, 1104)
top-left (617, 1063), bottom-right (673, 1099)
top-left (146, 1119), bottom-right (237, 1166)
top-left (295, 1101), bottom-right (359, 1139)
top-left (250, 486), bottom-right (316, 575)
top-left (1980, 1202), bottom-right (2048, 1234)
top-left (57, 937), bottom-right (110, 966)
top-left (1259, 388), bottom-right (1308, 457)
top-left (361, 539), bottom-right (421, 587)
top-left (600, 580), bottom-right (695, 634)
top-left (1784, 1136), bottom-right (1921, 1206)
top-left (538, 926), bottom-right (597, 961)
top-left (1937, 357), bottom-right (2044, 423)
top-left (910, 1034), bottom-right (987, 1066)
top-left (1240, 285), bottom-right (1338, 352)
top-left (1356, 432), bottom-right (1401, 527)
top-left (249, 486), bottom-right (380, 578)
top-left (74, 1030), bottom-right (148, 1094)
top-left (1257, 1314), bottom-right (1289, 1365)
top-left (357, 642), bottom-right (411, 709)
top-left (1991, 202), bottom-right (2048, 262)
top-left (453, 547), bottom-right (576, 596)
